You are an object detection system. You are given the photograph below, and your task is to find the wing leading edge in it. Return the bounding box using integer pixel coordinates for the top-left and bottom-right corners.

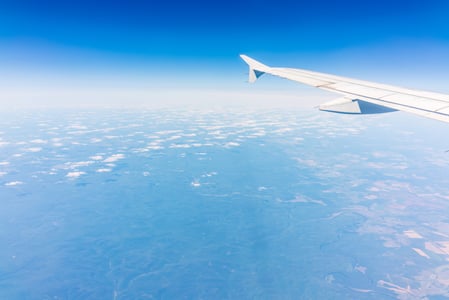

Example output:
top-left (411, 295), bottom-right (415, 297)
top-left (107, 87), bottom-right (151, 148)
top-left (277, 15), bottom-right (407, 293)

top-left (240, 54), bottom-right (449, 123)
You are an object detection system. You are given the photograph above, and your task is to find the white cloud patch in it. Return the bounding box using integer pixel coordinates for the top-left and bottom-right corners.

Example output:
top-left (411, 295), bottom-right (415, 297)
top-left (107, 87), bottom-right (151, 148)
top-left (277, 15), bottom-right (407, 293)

top-left (191, 180), bottom-right (201, 187)
top-left (5, 181), bottom-right (23, 186)
top-left (103, 154), bottom-right (125, 162)
top-left (65, 161), bottom-right (94, 169)
top-left (0, 161), bottom-right (10, 166)
top-left (68, 124), bottom-right (87, 130)
top-left (201, 172), bottom-right (217, 178)
top-left (277, 195), bottom-right (326, 206)
top-left (170, 144), bottom-right (191, 149)
top-left (26, 147), bottom-right (42, 152)
top-left (295, 158), bottom-right (318, 167)
top-left (96, 168), bottom-right (112, 173)
top-left (30, 139), bottom-right (47, 144)
top-left (66, 171), bottom-right (86, 178)
top-left (404, 230), bottom-right (423, 239)
top-left (223, 142), bottom-right (240, 148)
top-left (413, 248), bottom-right (430, 259)
top-left (166, 135), bottom-right (182, 141)
top-left (90, 155), bottom-right (103, 160)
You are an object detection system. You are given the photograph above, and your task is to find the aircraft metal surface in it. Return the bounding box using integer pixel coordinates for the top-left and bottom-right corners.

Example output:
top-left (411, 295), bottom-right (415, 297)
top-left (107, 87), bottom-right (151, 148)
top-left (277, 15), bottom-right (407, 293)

top-left (240, 54), bottom-right (449, 123)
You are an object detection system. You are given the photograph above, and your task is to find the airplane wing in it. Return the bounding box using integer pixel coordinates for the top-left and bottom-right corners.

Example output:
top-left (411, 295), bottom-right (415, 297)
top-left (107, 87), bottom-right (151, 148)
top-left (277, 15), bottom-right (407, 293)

top-left (240, 54), bottom-right (449, 123)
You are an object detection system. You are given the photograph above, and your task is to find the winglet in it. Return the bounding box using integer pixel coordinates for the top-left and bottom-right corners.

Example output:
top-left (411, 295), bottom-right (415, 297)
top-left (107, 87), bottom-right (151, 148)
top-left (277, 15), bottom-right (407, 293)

top-left (240, 54), bottom-right (270, 83)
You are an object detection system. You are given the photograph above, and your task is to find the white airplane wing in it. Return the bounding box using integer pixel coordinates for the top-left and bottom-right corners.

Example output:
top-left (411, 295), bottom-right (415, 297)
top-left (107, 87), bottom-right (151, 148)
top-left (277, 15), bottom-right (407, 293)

top-left (240, 54), bottom-right (449, 123)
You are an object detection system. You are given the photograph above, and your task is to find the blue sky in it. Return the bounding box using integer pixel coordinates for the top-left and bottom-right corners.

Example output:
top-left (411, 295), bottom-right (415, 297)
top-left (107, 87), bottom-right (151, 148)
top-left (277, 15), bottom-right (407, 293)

top-left (1, 0), bottom-right (449, 107)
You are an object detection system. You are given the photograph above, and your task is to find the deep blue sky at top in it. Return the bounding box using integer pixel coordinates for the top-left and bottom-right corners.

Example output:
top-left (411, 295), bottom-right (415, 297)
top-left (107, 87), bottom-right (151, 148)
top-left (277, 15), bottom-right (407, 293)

top-left (2, 0), bottom-right (449, 59)
top-left (1, 0), bottom-right (449, 96)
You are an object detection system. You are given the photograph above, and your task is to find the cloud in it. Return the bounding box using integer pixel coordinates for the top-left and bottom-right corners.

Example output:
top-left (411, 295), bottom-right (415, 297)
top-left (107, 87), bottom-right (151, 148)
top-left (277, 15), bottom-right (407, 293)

top-left (404, 230), bottom-right (423, 239)
top-left (65, 161), bottom-right (94, 169)
top-left (5, 181), bottom-right (23, 186)
top-left (169, 144), bottom-right (191, 148)
top-left (277, 195), bottom-right (326, 206)
top-left (223, 142), bottom-right (240, 148)
top-left (30, 139), bottom-right (47, 144)
top-left (66, 171), bottom-right (86, 178)
top-left (90, 155), bottom-right (103, 160)
top-left (191, 180), bottom-right (201, 187)
top-left (412, 248), bottom-right (430, 259)
top-left (103, 154), bottom-right (125, 162)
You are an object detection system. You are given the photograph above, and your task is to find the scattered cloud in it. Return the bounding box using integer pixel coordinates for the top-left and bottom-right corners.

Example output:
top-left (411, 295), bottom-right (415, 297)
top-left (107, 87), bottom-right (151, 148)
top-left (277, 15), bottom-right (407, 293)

top-left (191, 180), bottom-right (201, 187)
top-left (90, 155), bottom-right (103, 160)
top-left (66, 171), bottom-right (86, 178)
top-left (5, 181), bottom-right (23, 186)
top-left (103, 154), bottom-right (125, 162)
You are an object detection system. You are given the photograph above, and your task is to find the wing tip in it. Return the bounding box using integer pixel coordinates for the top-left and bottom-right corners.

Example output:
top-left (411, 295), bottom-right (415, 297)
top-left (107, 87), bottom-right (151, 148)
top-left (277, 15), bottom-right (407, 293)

top-left (240, 54), bottom-right (270, 83)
